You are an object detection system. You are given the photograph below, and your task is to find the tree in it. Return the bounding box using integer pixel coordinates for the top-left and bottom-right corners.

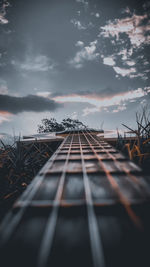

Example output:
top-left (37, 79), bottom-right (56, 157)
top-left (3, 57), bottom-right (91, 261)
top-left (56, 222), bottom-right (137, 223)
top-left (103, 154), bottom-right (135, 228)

top-left (62, 118), bottom-right (86, 130)
top-left (37, 117), bottom-right (87, 133)
top-left (38, 118), bottom-right (64, 133)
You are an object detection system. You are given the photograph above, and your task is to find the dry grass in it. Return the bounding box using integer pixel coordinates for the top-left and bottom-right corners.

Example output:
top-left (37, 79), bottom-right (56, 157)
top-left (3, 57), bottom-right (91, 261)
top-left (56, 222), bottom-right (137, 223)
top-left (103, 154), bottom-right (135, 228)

top-left (117, 106), bottom-right (150, 172)
top-left (0, 138), bottom-right (60, 221)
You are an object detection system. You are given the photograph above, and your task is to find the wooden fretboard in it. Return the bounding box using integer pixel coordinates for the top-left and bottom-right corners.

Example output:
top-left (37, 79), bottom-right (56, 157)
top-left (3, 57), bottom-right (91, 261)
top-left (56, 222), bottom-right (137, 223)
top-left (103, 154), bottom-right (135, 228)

top-left (0, 131), bottom-right (150, 267)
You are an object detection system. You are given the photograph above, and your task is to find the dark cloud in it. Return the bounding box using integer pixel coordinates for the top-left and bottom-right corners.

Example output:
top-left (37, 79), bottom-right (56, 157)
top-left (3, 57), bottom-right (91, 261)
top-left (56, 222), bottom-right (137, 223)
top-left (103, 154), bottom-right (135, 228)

top-left (0, 94), bottom-right (62, 114)
top-left (51, 86), bottom-right (124, 98)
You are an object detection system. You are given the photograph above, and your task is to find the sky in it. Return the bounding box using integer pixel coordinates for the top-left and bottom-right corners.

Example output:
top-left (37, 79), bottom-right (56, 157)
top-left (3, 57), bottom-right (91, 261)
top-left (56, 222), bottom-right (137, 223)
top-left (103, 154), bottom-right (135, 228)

top-left (0, 0), bottom-right (150, 135)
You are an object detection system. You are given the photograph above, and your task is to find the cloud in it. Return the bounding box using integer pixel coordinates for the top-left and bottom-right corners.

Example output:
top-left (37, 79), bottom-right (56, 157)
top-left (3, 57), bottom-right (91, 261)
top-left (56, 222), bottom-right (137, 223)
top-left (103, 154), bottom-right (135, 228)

top-left (69, 40), bottom-right (99, 68)
top-left (54, 88), bottom-right (146, 107)
top-left (0, 111), bottom-right (11, 124)
top-left (100, 13), bottom-right (150, 48)
top-left (0, 79), bottom-right (8, 95)
top-left (71, 111), bottom-right (78, 119)
top-left (0, 94), bottom-right (62, 114)
top-left (103, 57), bottom-right (115, 66)
top-left (76, 0), bottom-right (88, 9)
top-left (121, 7), bottom-right (132, 15)
top-left (11, 55), bottom-right (55, 72)
top-left (128, 72), bottom-right (148, 80)
top-left (70, 19), bottom-right (86, 30)
top-left (95, 13), bottom-right (100, 18)
top-left (53, 88), bottom-right (147, 116)
top-left (117, 48), bottom-right (133, 60)
top-left (112, 105), bottom-right (126, 113)
top-left (125, 60), bottom-right (135, 66)
top-left (0, 0), bottom-right (9, 24)
top-left (144, 87), bottom-right (150, 94)
top-left (36, 91), bottom-right (51, 98)
top-left (83, 106), bottom-right (100, 116)
top-left (113, 66), bottom-right (136, 77)
top-left (98, 7), bottom-right (150, 81)
top-left (76, 41), bottom-right (84, 47)
top-left (90, 12), bottom-right (100, 18)
top-left (0, 14), bottom-right (8, 24)
top-left (76, 0), bottom-right (88, 3)
top-left (0, 85), bottom-right (8, 95)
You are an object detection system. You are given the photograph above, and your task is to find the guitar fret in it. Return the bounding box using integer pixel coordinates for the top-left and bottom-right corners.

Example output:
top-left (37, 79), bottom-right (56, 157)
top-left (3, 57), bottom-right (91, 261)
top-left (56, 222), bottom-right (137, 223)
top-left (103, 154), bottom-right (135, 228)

top-left (0, 131), bottom-right (150, 267)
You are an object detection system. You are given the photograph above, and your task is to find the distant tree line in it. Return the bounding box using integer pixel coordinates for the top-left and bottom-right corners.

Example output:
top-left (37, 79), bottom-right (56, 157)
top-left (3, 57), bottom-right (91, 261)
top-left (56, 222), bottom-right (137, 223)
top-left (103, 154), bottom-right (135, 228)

top-left (37, 118), bottom-right (87, 133)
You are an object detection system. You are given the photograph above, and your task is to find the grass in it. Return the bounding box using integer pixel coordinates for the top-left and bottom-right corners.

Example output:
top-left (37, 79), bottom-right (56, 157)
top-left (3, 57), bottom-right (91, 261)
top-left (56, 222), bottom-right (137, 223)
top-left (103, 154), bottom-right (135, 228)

top-left (0, 138), bottom-right (61, 221)
top-left (116, 106), bottom-right (150, 174)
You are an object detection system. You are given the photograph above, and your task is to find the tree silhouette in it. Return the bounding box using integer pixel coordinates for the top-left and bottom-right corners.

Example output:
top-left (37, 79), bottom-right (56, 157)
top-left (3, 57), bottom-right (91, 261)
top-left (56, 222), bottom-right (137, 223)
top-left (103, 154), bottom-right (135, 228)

top-left (38, 117), bottom-right (87, 133)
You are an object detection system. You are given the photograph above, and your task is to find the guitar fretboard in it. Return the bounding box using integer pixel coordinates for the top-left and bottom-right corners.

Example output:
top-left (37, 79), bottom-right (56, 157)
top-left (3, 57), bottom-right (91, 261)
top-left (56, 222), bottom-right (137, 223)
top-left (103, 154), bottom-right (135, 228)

top-left (0, 132), bottom-right (150, 267)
